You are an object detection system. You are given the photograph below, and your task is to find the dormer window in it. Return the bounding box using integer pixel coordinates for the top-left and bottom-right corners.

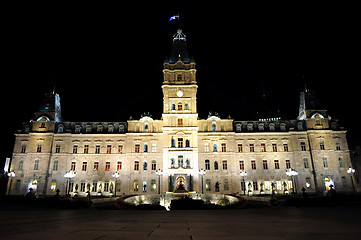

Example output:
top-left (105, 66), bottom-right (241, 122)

top-left (97, 125), bottom-right (103, 133)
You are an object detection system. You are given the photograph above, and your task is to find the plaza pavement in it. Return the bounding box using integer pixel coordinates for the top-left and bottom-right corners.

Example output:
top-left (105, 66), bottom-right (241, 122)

top-left (0, 205), bottom-right (361, 239)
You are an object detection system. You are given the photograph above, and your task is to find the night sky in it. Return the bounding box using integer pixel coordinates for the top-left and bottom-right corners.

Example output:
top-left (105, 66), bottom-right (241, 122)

top-left (1, 3), bottom-right (360, 168)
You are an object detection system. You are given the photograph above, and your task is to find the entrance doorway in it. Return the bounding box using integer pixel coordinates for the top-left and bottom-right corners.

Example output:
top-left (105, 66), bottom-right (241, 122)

top-left (324, 177), bottom-right (334, 191)
top-left (176, 177), bottom-right (186, 191)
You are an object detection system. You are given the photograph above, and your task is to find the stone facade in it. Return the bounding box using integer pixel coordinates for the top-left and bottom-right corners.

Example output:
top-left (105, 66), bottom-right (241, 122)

top-left (8, 29), bottom-right (356, 197)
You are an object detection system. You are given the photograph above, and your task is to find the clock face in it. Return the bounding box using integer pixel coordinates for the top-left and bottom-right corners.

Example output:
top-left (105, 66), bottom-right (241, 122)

top-left (177, 90), bottom-right (183, 97)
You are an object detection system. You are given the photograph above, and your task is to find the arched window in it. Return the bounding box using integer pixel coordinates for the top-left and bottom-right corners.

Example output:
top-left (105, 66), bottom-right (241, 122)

top-left (205, 159), bottom-right (210, 170)
top-left (212, 123), bottom-right (217, 131)
top-left (258, 123), bottom-right (264, 131)
top-left (133, 180), bottom-right (139, 191)
top-left (206, 179), bottom-right (211, 191)
top-left (185, 139), bottom-right (190, 147)
top-left (186, 158), bottom-right (190, 168)
top-left (297, 122), bottom-right (303, 131)
top-left (178, 102), bottom-right (183, 110)
top-left (97, 124), bottom-right (103, 133)
top-left (119, 124), bottom-right (125, 133)
top-left (236, 123), bottom-right (241, 132)
top-left (75, 125), bottom-right (81, 133)
top-left (53, 160), bottom-right (58, 171)
top-left (247, 123), bottom-right (253, 131)
top-left (144, 144), bottom-right (148, 152)
top-left (185, 103), bottom-right (189, 110)
top-left (171, 138), bottom-right (175, 148)
top-left (269, 123), bottom-right (275, 131)
top-left (213, 143), bottom-right (218, 152)
top-left (280, 123), bottom-right (286, 131)
top-left (143, 161), bottom-right (147, 170)
top-left (144, 123), bottom-right (149, 132)
top-left (108, 125), bottom-right (114, 133)
top-left (171, 103), bottom-right (176, 110)
top-left (57, 125), bottom-right (64, 133)
top-left (142, 181), bottom-right (147, 192)
top-left (214, 161), bottom-right (218, 170)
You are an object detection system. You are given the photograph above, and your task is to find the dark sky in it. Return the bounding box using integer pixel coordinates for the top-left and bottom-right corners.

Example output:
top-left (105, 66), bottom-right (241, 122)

top-left (1, 3), bottom-right (360, 167)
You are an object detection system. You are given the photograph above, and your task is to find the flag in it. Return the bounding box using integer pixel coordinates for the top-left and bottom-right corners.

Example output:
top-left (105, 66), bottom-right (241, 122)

top-left (169, 15), bottom-right (179, 21)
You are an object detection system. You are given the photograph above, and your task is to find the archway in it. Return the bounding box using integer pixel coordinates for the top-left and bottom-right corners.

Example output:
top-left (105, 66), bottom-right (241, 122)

top-left (175, 177), bottom-right (186, 191)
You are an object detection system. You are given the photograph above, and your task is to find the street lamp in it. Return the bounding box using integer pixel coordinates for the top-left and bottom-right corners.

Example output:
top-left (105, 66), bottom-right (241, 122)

top-left (64, 170), bottom-right (76, 196)
top-left (286, 168), bottom-right (298, 194)
top-left (155, 169), bottom-right (163, 194)
top-left (199, 168), bottom-right (206, 194)
top-left (347, 167), bottom-right (356, 193)
top-left (240, 170), bottom-right (247, 195)
top-left (7, 171), bottom-right (15, 196)
top-left (112, 172), bottom-right (120, 196)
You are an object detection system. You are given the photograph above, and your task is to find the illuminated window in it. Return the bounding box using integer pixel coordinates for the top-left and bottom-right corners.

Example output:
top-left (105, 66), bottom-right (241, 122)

top-left (178, 119), bottom-right (183, 126)
top-left (306, 178), bottom-right (311, 189)
top-left (206, 179), bottom-right (211, 191)
top-left (94, 162), bottom-right (99, 171)
top-left (178, 102), bottom-right (183, 110)
top-left (261, 144), bottom-right (266, 152)
top-left (107, 145), bottom-right (112, 154)
top-left (117, 161), bottom-right (122, 171)
top-left (265, 181), bottom-right (270, 190)
top-left (118, 145), bottom-right (123, 153)
top-left (133, 180), bottom-right (139, 191)
top-left (151, 179), bottom-right (156, 191)
top-left (151, 160), bottom-right (156, 170)
top-left (143, 181), bottom-right (147, 192)
top-left (50, 180), bottom-right (56, 192)
top-left (105, 161), bottom-right (110, 171)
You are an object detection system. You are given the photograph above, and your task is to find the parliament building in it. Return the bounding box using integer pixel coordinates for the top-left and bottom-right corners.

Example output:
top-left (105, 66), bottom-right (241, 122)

top-left (8, 29), bottom-right (355, 197)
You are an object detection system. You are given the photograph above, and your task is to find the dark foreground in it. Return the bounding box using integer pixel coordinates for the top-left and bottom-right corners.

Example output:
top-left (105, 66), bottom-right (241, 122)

top-left (1, 205), bottom-right (361, 240)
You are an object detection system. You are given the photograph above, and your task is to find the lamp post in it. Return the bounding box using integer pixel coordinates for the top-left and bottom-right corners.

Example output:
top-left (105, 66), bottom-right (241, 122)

top-left (112, 172), bottom-right (120, 196)
top-left (240, 170), bottom-right (247, 195)
top-left (199, 169), bottom-right (206, 194)
top-left (286, 168), bottom-right (298, 194)
top-left (64, 170), bottom-right (76, 196)
top-left (7, 171), bottom-right (15, 196)
top-left (347, 167), bottom-right (356, 193)
top-left (155, 169), bottom-right (163, 194)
